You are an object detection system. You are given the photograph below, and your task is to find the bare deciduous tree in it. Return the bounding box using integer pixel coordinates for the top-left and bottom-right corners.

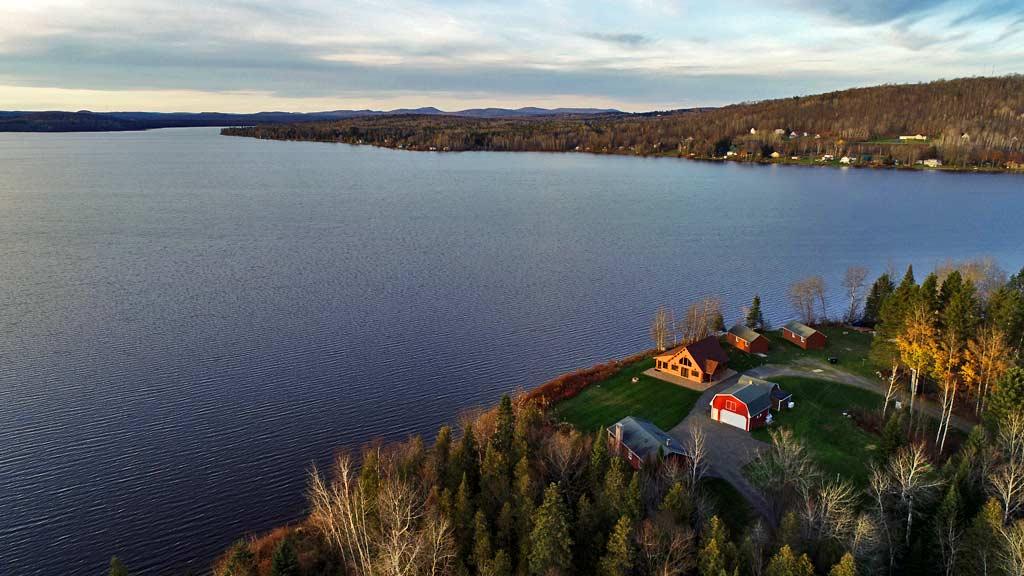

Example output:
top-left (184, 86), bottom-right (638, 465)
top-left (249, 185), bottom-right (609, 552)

top-left (651, 306), bottom-right (671, 351)
top-left (636, 519), bottom-right (696, 576)
top-left (687, 427), bottom-right (708, 490)
top-left (842, 266), bottom-right (869, 323)
top-left (990, 413), bottom-right (1024, 523)
top-left (1001, 519), bottom-right (1024, 576)
top-left (677, 297), bottom-right (723, 344)
top-left (789, 276), bottom-right (827, 324)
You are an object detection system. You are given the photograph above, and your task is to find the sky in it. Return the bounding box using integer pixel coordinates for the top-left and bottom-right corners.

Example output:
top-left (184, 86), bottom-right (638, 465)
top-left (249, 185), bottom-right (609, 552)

top-left (1, 0), bottom-right (1023, 113)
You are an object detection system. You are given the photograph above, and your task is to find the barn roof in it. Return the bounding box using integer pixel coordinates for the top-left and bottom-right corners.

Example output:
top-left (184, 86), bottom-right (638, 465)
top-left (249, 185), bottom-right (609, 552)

top-left (719, 375), bottom-right (776, 415)
top-left (728, 324), bottom-right (764, 343)
top-left (656, 336), bottom-right (729, 372)
top-left (783, 321), bottom-right (821, 339)
top-left (609, 416), bottom-right (687, 461)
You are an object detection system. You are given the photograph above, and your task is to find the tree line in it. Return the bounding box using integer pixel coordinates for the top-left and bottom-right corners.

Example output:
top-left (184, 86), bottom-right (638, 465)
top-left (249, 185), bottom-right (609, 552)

top-left (222, 76), bottom-right (1024, 170)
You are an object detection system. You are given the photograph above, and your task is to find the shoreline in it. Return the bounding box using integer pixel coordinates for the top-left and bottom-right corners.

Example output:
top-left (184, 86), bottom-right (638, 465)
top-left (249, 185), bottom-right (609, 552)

top-left (219, 130), bottom-right (1024, 176)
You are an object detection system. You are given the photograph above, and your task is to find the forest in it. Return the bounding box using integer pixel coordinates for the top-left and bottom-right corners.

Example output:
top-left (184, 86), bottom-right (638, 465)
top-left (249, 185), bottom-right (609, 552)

top-left (101, 260), bottom-right (1024, 576)
top-left (222, 76), bottom-right (1024, 170)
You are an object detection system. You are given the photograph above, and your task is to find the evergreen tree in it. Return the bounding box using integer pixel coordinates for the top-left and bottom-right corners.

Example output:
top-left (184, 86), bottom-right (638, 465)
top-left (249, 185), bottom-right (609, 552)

top-left (987, 285), bottom-right (1024, 353)
top-left (828, 552), bottom-right (857, 576)
top-left (777, 511), bottom-right (802, 552)
top-left (453, 425), bottom-right (480, 492)
top-left (454, 473), bottom-right (476, 561)
top-left (270, 536), bottom-right (299, 576)
top-left (217, 541), bottom-right (257, 576)
top-left (589, 430), bottom-right (610, 496)
top-left (712, 310), bottom-right (726, 333)
top-left (514, 456), bottom-right (537, 573)
top-left (487, 549), bottom-right (512, 576)
top-left (862, 273), bottom-right (894, 326)
top-left (492, 395), bottom-right (515, 454)
top-left (496, 500), bottom-right (516, 552)
top-left (920, 272), bottom-right (941, 314)
top-left (474, 509), bottom-right (494, 572)
top-left (765, 545), bottom-right (815, 576)
top-left (699, 516), bottom-right (737, 576)
top-left (575, 494), bottom-right (602, 574)
top-left (660, 481), bottom-right (693, 525)
top-left (746, 294), bottom-right (766, 330)
top-left (942, 275), bottom-right (980, 342)
top-left (432, 425), bottom-right (452, 489)
top-left (985, 367), bottom-right (1024, 426)
top-left (880, 411), bottom-right (907, 458)
top-left (961, 498), bottom-right (1005, 576)
top-left (938, 270), bottom-right (964, 311)
top-left (480, 443), bottom-right (511, 518)
top-left (598, 515), bottom-right (634, 576)
top-left (109, 557), bottom-right (129, 576)
top-left (871, 265), bottom-right (919, 366)
top-left (529, 484), bottom-right (573, 575)
top-left (625, 472), bottom-right (642, 521)
top-left (602, 458), bottom-right (628, 521)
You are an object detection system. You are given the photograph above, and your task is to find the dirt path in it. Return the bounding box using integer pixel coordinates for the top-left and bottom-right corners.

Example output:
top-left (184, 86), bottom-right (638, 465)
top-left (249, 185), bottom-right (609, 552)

top-left (748, 359), bottom-right (976, 433)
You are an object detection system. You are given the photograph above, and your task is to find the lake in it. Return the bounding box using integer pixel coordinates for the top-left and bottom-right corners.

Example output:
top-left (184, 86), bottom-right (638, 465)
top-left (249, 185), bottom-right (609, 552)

top-left (1, 127), bottom-right (1022, 575)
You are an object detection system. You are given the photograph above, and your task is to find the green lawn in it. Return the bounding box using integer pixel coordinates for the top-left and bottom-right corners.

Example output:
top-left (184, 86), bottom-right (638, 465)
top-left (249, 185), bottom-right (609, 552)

top-left (752, 376), bottom-right (882, 487)
top-left (760, 327), bottom-right (877, 380)
top-left (553, 358), bottom-right (702, 432)
top-left (703, 477), bottom-right (756, 533)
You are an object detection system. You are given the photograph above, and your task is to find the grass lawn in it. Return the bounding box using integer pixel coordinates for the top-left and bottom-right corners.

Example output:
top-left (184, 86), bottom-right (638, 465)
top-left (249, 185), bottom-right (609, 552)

top-left (751, 376), bottom-right (882, 487)
top-left (703, 477), bottom-right (756, 533)
top-left (729, 326), bottom-right (877, 380)
top-left (553, 358), bottom-right (702, 432)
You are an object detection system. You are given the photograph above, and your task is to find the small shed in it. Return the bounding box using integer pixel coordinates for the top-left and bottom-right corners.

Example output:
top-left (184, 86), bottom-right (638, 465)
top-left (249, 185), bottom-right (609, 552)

top-left (711, 375), bottom-right (792, 431)
top-left (781, 321), bottom-right (827, 350)
top-left (726, 324), bottom-right (769, 354)
top-left (608, 416), bottom-right (687, 470)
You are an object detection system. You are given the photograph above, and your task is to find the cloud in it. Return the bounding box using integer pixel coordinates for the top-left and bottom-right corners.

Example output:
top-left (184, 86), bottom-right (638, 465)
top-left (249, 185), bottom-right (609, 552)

top-left (581, 32), bottom-right (653, 47)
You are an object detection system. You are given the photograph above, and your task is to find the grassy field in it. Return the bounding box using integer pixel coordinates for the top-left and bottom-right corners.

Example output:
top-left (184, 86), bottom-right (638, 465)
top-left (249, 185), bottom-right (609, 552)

top-left (553, 358), bottom-right (701, 432)
top-left (751, 376), bottom-right (882, 487)
top-left (703, 477), bottom-right (755, 533)
top-left (724, 326), bottom-right (877, 380)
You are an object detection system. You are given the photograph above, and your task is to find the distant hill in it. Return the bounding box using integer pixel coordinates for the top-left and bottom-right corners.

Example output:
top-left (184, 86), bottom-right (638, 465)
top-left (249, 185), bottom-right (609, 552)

top-left (222, 76), bottom-right (1024, 170)
top-left (0, 107), bottom-right (622, 132)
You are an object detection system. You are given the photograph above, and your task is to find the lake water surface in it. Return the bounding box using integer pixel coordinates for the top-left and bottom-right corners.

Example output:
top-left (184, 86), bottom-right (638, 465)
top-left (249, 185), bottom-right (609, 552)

top-left (1, 127), bottom-right (1023, 575)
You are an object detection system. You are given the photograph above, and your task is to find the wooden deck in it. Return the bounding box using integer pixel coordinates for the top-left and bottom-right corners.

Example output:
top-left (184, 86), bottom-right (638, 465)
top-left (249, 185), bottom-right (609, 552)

top-left (643, 367), bottom-right (737, 392)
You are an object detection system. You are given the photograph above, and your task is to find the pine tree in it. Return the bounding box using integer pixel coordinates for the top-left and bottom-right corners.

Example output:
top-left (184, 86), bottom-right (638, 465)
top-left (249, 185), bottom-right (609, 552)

top-left (920, 272), bottom-right (940, 314)
top-left (529, 484), bottom-right (573, 575)
top-left (488, 549), bottom-right (512, 576)
top-left (943, 277), bottom-right (980, 343)
top-left (828, 552), bottom-right (857, 576)
top-left (480, 443), bottom-right (511, 518)
top-left (699, 516), bottom-right (736, 576)
top-left (270, 536), bottom-right (299, 576)
top-left (987, 285), bottom-right (1024, 353)
top-left (660, 481), bottom-right (693, 525)
top-left (474, 509), bottom-right (494, 572)
top-left (432, 425), bottom-right (452, 489)
top-left (455, 473), bottom-right (476, 560)
top-left (862, 273), bottom-right (894, 326)
top-left (625, 472), bottom-right (642, 521)
top-left (765, 545), bottom-right (815, 576)
top-left (986, 367), bottom-right (1024, 426)
top-left (109, 557), bottom-right (129, 576)
top-left (575, 494), bottom-right (602, 574)
top-left (497, 500), bottom-right (516, 552)
top-left (746, 294), bottom-right (766, 330)
top-left (871, 265), bottom-right (919, 367)
top-left (880, 411), bottom-right (907, 458)
top-left (961, 498), bottom-right (1005, 575)
top-left (453, 425), bottom-right (480, 492)
top-left (602, 458), bottom-right (628, 521)
top-left (712, 310), bottom-right (726, 333)
top-left (598, 515), bottom-right (634, 576)
top-left (514, 456), bottom-right (537, 572)
top-left (492, 395), bottom-right (516, 454)
top-left (777, 511), bottom-right (802, 553)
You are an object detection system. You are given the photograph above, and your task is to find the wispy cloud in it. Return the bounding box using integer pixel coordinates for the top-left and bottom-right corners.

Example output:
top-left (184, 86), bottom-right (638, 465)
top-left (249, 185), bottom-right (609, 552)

top-left (0, 0), bottom-right (1021, 111)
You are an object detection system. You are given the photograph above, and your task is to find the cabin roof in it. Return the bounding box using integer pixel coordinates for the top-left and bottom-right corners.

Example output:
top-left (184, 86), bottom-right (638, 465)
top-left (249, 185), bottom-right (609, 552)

top-left (609, 416), bottom-right (687, 460)
top-left (728, 324), bottom-right (763, 343)
top-left (783, 321), bottom-right (821, 339)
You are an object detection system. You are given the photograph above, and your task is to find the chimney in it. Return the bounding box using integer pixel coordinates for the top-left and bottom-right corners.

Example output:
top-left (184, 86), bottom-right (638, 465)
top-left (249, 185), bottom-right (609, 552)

top-left (614, 423), bottom-right (623, 446)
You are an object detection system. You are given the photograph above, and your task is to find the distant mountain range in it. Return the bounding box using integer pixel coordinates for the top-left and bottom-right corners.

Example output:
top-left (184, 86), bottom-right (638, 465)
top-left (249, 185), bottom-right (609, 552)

top-left (0, 107), bottom-right (623, 132)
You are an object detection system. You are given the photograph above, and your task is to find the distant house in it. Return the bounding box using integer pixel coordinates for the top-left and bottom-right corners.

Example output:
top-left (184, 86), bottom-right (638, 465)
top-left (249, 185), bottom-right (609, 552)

top-left (608, 416), bottom-right (687, 469)
top-left (839, 156), bottom-right (853, 164)
top-left (923, 159), bottom-right (943, 168)
top-left (789, 131), bottom-right (799, 138)
top-left (899, 134), bottom-right (928, 141)
top-left (726, 324), bottom-right (769, 354)
top-left (726, 150), bottom-right (737, 157)
top-left (781, 321), bottom-right (827, 350)
top-left (770, 151), bottom-right (781, 158)
top-left (654, 336), bottom-right (729, 384)
top-left (750, 128), bottom-right (758, 135)
top-left (711, 375), bottom-right (792, 432)
top-left (774, 128), bottom-right (786, 135)
top-left (821, 154), bottom-right (834, 161)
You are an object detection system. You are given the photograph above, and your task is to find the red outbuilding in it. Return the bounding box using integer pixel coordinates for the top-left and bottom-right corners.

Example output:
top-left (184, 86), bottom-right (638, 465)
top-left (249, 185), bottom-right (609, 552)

top-left (781, 321), bottom-right (827, 350)
top-left (726, 324), bottom-right (769, 354)
top-left (710, 375), bottom-right (792, 432)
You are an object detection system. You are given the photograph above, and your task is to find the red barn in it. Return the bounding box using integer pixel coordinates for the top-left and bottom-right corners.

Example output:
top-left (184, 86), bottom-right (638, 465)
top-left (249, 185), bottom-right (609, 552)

top-left (781, 321), bottom-right (827, 350)
top-left (653, 336), bottom-right (729, 384)
top-left (711, 375), bottom-right (792, 432)
top-left (726, 324), bottom-right (769, 354)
